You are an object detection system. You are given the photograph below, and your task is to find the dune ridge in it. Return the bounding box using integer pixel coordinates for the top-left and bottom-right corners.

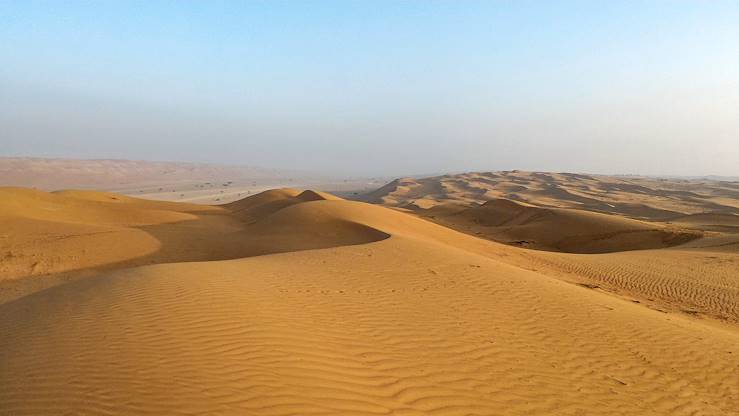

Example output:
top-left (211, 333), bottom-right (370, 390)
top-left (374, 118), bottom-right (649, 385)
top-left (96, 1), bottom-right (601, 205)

top-left (421, 198), bottom-right (701, 253)
top-left (358, 171), bottom-right (739, 322)
top-left (363, 171), bottom-right (739, 219)
top-left (0, 187), bottom-right (381, 303)
top-left (1, 186), bottom-right (738, 415)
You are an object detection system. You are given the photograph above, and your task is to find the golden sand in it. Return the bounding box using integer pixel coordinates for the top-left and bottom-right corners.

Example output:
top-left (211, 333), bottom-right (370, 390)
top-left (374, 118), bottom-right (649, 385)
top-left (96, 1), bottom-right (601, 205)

top-left (1, 178), bottom-right (737, 415)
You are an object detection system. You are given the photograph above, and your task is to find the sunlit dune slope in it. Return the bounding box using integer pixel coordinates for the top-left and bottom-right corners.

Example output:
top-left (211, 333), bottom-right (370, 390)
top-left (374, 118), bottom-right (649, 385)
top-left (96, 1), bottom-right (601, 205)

top-left (0, 187), bottom-right (208, 285)
top-left (363, 171), bottom-right (739, 220)
top-left (224, 190), bottom-right (389, 256)
top-left (0, 188), bottom-right (382, 303)
top-left (225, 188), bottom-right (341, 223)
top-left (0, 187), bottom-right (204, 224)
top-left (358, 172), bottom-right (739, 322)
top-left (1, 189), bottom-right (738, 415)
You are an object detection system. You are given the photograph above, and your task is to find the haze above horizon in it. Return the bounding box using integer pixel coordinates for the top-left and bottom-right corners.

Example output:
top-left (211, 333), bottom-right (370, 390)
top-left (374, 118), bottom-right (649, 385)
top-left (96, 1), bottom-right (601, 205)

top-left (2, 1), bottom-right (738, 176)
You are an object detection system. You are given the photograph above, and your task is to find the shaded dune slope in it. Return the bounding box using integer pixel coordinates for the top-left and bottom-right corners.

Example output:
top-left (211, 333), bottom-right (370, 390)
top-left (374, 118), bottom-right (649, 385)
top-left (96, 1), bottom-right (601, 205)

top-left (2, 187), bottom-right (739, 415)
top-left (668, 213), bottom-right (739, 233)
top-left (224, 188), bottom-right (340, 223)
top-left (363, 171), bottom-right (739, 220)
top-left (425, 198), bottom-right (700, 253)
top-left (0, 187), bottom-right (208, 287)
top-left (1, 190), bottom-right (738, 415)
top-left (358, 173), bottom-right (739, 321)
top-left (358, 171), bottom-right (739, 253)
top-left (0, 188), bottom-right (382, 303)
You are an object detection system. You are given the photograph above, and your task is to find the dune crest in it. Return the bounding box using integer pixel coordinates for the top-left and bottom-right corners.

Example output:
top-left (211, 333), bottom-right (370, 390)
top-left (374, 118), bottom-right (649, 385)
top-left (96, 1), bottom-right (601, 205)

top-left (357, 172), bottom-right (739, 322)
top-left (0, 188), bottom-right (373, 303)
top-left (1, 185), bottom-right (738, 415)
top-left (362, 170), bottom-right (739, 219)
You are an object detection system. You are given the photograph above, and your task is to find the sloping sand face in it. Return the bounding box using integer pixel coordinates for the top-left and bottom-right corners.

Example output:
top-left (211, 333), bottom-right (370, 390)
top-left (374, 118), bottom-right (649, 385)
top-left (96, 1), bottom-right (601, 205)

top-left (358, 171), bottom-right (739, 254)
top-left (363, 171), bottom-right (739, 220)
top-left (1, 187), bottom-right (738, 415)
top-left (2, 240), bottom-right (738, 415)
top-left (424, 198), bottom-right (701, 253)
top-left (361, 171), bottom-right (739, 323)
top-left (0, 188), bottom-right (384, 303)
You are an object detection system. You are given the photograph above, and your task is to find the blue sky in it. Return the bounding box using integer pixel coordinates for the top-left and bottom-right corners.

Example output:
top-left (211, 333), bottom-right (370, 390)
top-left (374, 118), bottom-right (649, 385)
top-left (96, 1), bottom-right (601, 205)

top-left (1, 1), bottom-right (738, 176)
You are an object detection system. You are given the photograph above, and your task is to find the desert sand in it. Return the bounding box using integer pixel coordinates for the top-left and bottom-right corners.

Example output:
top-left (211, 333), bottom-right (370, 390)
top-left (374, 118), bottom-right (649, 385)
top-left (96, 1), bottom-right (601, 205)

top-left (0, 157), bottom-right (387, 204)
top-left (1, 172), bottom-right (738, 415)
top-left (361, 171), bottom-right (739, 322)
top-left (0, 157), bottom-right (308, 191)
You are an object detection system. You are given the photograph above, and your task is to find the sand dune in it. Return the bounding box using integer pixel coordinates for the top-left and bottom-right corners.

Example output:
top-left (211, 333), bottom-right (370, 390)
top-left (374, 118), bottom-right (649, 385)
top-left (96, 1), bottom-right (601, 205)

top-left (0, 187), bottom-right (207, 287)
top-left (226, 188), bottom-right (341, 223)
top-left (1, 186), bottom-right (738, 415)
top-left (364, 171), bottom-right (739, 220)
top-left (0, 188), bottom-right (384, 303)
top-left (668, 213), bottom-right (739, 233)
top-left (360, 171), bottom-right (739, 322)
top-left (509, 246), bottom-right (739, 322)
top-left (422, 198), bottom-right (700, 253)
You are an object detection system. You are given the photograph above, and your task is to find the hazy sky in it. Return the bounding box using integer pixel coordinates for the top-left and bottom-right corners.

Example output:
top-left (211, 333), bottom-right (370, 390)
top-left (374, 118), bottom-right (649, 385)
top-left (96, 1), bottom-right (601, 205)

top-left (1, 1), bottom-right (738, 176)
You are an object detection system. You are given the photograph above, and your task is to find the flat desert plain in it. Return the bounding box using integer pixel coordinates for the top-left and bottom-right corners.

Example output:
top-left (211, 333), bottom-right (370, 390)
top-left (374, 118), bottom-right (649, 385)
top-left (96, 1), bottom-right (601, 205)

top-left (0, 157), bottom-right (386, 204)
top-left (1, 171), bottom-right (738, 415)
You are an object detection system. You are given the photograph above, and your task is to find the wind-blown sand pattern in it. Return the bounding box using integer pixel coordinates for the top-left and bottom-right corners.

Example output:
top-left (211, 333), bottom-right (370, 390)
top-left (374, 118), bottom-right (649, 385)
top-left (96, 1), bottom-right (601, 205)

top-left (361, 170), bottom-right (739, 323)
top-left (363, 171), bottom-right (739, 219)
top-left (0, 188), bottom-right (382, 303)
top-left (1, 179), bottom-right (738, 415)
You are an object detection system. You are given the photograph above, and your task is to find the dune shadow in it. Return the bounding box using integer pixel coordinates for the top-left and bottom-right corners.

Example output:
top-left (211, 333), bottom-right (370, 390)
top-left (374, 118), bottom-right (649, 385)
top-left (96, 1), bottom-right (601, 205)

top-left (0, 206), bottom-right (390, 304)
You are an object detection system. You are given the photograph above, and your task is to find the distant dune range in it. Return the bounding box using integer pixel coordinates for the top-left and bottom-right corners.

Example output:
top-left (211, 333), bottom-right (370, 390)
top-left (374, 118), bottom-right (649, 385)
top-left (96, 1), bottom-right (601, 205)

top-left (360, 170), bottom-right (739, 252)
top-left (358, 171), bottom-right (739, 322)
top-left (1, 171), bottom-right (738, 414)
top-left (417, 198), bottom-right (700, 253)
top-left (363, 171), bottom-right (739, 216)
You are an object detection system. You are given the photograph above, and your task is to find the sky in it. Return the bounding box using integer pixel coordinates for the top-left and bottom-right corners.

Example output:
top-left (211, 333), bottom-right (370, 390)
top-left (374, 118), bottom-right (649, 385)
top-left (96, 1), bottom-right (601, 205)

top-left (1, 1), bottom-right (738, 177)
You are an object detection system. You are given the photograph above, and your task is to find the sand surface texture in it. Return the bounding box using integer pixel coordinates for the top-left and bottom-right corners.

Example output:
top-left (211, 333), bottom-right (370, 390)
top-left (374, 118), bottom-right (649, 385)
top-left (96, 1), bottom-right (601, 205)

top-left (362, 171), bottom-right (739, 322)
top-left (1, 177), bottom-right (738, 415)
